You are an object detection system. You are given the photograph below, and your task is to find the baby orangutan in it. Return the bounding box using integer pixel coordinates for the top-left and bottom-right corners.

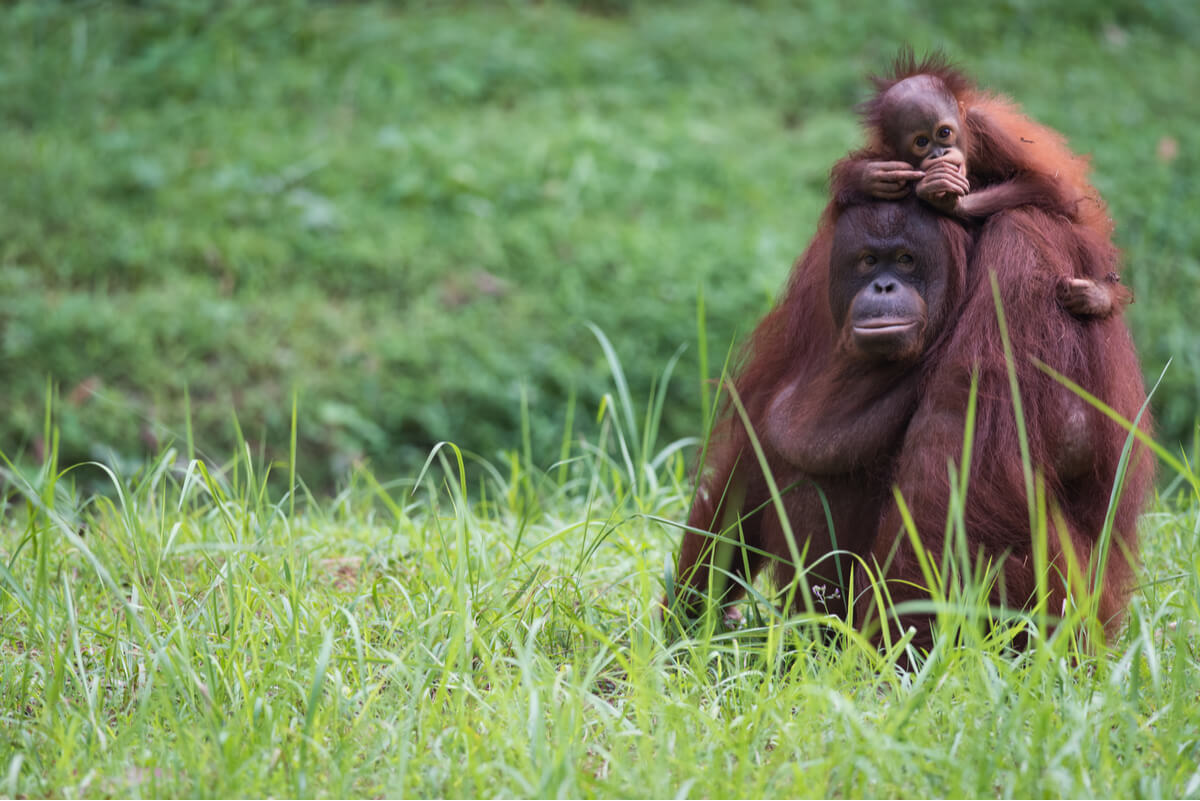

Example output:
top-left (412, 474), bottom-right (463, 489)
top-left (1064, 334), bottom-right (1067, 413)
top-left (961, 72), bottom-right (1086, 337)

top-left (832, 54), bottom-right (1131, 319)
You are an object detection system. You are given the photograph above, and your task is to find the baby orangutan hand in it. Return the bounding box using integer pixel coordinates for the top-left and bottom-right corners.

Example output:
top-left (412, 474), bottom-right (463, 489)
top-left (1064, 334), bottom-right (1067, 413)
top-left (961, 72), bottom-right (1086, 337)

top-left (915, 158), bottom-right (970, 213)
top-left (860, 160), bottom-right (927, 200)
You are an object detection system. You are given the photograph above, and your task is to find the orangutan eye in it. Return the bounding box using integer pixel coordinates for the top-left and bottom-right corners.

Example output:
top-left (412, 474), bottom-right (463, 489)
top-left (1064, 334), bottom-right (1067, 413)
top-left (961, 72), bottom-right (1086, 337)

top-left (938, 126), bottom-right (953, 139)
top-left (914, 136), bottom-right (930, 148)
top-left (858, 254), bottom-right (877, 274)
top-left (897, 253), bottom-right (915, 271)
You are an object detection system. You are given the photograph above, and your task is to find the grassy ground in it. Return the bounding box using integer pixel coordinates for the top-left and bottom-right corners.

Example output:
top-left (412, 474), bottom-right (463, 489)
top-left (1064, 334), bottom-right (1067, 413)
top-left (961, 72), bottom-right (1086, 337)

top-left (2, 1), bottom-right (1199, 487)
top-left (1, 378), bottom-right (1199, 797)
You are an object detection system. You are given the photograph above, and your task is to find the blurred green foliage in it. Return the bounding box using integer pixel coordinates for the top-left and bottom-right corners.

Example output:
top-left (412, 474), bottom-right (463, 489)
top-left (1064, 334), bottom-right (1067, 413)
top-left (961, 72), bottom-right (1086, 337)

top-left (1, 0), bottom-right (1198, 488)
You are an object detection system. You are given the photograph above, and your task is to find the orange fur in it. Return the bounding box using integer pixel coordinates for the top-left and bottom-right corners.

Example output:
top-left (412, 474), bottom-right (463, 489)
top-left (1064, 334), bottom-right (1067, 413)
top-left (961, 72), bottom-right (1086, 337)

top-left (669, 55), bottom-right (1153, 659)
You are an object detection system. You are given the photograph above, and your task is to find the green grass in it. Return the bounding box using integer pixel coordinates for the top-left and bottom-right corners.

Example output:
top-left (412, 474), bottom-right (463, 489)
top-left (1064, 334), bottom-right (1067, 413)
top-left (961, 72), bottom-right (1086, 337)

top-left (1, 0), bottom-right (1198, 488)
top-left (1, 374), bottom-right (1199, 798)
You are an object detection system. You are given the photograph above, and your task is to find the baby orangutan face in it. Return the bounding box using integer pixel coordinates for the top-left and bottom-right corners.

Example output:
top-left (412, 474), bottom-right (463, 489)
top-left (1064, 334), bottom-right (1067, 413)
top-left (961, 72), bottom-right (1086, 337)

top-left (881, 75), bottom-right (967, 176)
top-left (876, 75), bottom-right (971, 212)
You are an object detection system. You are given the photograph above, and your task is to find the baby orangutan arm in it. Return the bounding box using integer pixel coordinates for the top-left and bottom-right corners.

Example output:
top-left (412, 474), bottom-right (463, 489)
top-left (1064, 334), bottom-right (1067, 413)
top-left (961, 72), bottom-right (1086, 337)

top-left (860, 160), bottom-right (927, 199)
top-left (914, 162), bottom-right (1130, 320)
top-left (833, 160), bottom-right (926, 206)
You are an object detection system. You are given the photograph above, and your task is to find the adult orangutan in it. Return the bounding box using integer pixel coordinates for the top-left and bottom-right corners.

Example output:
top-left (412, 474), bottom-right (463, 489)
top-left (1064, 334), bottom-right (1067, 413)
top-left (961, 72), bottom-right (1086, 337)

top-left (668, 197), bottom-right (971, 622)
top-left (667, 55), bottom-right (1154, 655)
top-left (839, 54), bottom-right (1154, 649)
top-left (668, 197), bottom-right (1152, 650)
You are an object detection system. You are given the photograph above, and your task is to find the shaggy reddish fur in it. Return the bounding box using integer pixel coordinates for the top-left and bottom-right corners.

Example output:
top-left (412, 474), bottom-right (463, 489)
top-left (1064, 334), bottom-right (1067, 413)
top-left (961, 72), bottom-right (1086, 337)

top-left (672, 200), bottom-right (972, 623)
top-left (670, 55), bottom-right (1154, 652)
top-left (867, 205), bottom-right (1152, 650)
top-left (836, 50), bottom-right (1114, 240)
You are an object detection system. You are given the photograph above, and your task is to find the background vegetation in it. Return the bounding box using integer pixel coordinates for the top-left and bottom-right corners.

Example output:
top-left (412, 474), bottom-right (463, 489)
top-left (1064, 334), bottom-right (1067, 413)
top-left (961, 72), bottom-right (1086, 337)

top-left (2, 0), bottom-right (1198, 488)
